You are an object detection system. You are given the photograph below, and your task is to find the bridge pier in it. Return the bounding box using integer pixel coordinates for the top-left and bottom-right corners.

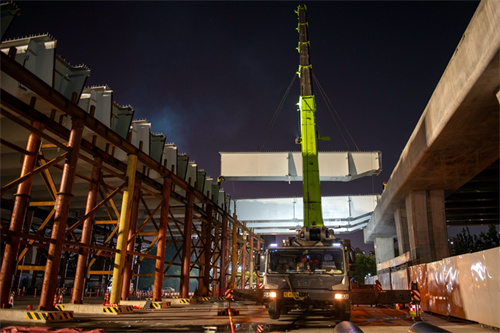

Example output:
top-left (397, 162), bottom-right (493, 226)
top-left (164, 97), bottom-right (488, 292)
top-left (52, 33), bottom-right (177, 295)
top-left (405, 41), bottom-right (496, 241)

top-left (394, 207), bottom-right (409, 255)
top-left (406, 190), bottom-right (449, 264)
top-left (374, 237), bottom-right (395, 263)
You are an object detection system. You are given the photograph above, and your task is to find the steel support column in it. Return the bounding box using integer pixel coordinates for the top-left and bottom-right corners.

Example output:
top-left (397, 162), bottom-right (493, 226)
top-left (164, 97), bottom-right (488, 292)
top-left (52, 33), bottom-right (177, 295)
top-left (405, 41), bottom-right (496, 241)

top-left (218, 214), bottom-right (228, 296)
top-left (212, 215), bottom-right (220, 296)
top-left (249, 234), bottom-right (254, 289)
top-left (201, 205), bottom-right (213, 296)
top-left (230, 222), bottom-right (238, 288)
top-left (109, 153), bottom-right (138, 305)
top-left (180, 190), bottom-right (194, 298)
top-left (72, 159), bottom-right (101, 304)
top-left (153, 176), bottom-right (172, 301)
top-left (122, 179), bottom-right (142, 301)
top-left (39, 117), bottom-right (84, 310)
top-left (256, 239), bottom-right (261, 288)
top-left (0, 120), bottom-right (44, 308)
top-left (240, 233), bottom-right (247, 289)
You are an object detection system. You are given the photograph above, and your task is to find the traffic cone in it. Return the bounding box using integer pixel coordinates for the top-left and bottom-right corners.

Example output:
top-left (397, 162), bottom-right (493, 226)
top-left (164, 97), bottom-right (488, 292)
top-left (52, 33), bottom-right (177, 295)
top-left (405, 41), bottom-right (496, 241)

top-left (53, 294), bottom-right (57, 307)
top-left (9, 293), bottom-right (14, 307)
top-left (415, 302), bottom-right (422, 321)
top-left (58, 293), bottom-right (63, 304)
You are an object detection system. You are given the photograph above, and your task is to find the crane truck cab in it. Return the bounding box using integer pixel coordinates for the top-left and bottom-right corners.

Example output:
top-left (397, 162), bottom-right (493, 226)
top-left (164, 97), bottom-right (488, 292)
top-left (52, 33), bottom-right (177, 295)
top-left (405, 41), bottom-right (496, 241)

top-left (256, 226), bottom-right (355, 321)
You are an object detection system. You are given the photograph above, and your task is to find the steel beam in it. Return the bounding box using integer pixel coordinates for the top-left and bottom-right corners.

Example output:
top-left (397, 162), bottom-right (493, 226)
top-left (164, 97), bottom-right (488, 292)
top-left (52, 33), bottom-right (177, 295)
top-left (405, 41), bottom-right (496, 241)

top-left (0, 120), bottom-right (44, 308)
top-left (39, 117), bottom-right (84, 311)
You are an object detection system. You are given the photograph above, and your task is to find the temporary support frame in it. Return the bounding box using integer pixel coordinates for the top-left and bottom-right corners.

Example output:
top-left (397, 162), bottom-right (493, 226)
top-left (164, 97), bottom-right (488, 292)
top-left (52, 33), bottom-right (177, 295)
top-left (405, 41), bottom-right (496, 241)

top-left (0, 50), bottom-right (262, 310)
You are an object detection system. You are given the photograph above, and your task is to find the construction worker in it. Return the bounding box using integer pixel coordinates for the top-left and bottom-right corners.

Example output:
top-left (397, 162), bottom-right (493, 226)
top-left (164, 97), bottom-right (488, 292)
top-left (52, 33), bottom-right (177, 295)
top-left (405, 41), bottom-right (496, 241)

top-left (217, 175), bottom-right (224, 185)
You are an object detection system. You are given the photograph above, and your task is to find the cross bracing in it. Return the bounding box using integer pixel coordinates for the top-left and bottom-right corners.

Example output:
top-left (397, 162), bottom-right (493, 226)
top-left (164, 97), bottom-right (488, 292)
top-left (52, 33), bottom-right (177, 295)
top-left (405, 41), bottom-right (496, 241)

top-left (0, 24), bottom-right (262, 310)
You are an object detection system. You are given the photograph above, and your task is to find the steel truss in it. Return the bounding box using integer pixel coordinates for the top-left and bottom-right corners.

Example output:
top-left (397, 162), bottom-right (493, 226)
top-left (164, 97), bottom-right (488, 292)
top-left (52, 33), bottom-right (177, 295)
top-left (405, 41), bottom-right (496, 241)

top-left (0, 50), bottom-right (262, 310)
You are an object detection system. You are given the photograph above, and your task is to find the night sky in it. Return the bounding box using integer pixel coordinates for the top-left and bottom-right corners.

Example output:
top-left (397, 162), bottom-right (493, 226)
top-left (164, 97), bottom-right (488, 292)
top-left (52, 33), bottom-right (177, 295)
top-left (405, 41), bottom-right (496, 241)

top-left (4, 1), bottom-right (480, 251)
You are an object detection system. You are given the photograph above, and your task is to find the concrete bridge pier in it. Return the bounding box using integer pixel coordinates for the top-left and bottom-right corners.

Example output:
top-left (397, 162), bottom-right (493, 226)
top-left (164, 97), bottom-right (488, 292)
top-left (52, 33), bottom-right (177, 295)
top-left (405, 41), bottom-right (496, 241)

top-left (406, 190), bottom-right (449, 264)
top-left (394, 207), bottom-right (409, 255)
top-left (374, 237), bottom-right (395, 263)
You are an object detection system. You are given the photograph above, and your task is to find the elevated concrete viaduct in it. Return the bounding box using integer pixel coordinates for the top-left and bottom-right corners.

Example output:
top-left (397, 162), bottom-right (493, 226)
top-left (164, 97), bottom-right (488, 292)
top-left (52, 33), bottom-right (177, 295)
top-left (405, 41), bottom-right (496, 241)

top-left (364, 0), bottom-right (499, 264)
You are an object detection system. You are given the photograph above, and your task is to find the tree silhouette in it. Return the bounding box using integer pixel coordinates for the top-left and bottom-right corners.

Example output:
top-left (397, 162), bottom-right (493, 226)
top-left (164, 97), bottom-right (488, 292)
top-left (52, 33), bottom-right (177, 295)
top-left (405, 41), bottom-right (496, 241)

top-left (452, 224), bottom-right (499, 255)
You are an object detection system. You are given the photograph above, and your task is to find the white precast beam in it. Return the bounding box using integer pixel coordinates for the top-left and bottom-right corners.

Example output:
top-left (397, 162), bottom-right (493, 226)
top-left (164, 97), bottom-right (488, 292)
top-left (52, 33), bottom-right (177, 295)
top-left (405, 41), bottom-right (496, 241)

top-left (236, 195), bottom-right (379, 234)
top-left (131, 120), bottom-right (151, 156)
top-left (236, 195), bottom-right (379, 220)
top-left (220, 151), bottom-right (381, 181)
top-left (253, 224), bottom-right (369, 235)
top-left (163, 144), bottom-right (178, 173)
top-left (79, 86), bottom-right (113, 128)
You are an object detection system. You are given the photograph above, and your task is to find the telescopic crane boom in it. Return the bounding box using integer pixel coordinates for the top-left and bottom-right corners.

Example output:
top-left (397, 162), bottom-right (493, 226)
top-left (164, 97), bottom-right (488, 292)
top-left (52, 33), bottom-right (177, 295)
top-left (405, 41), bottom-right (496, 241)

top-left (296, 5), bottom-right (330, 229)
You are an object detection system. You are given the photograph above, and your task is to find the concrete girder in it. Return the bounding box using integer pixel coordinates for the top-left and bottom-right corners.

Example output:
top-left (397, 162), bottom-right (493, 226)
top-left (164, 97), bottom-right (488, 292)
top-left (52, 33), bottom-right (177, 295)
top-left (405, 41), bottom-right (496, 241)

top-left (1, 35), bottom-right (89, 103)
top-left (235, 195), bottom-right (379, 235)
top-left (220, 151), bottom-right (381, 181)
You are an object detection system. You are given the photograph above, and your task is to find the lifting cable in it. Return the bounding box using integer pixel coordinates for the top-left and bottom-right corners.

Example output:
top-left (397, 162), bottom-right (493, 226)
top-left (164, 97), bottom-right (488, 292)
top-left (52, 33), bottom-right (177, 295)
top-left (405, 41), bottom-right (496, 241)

top-left (313, 73), bottom-right (360, 152)
top-left (255, 73), bottom-right (297, 151)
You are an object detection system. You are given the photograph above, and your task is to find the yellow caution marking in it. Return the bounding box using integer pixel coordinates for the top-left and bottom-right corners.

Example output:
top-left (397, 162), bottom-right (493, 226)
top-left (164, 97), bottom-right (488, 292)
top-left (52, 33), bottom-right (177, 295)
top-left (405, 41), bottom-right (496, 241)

top-left (25, 311), bottom-right (73, 321)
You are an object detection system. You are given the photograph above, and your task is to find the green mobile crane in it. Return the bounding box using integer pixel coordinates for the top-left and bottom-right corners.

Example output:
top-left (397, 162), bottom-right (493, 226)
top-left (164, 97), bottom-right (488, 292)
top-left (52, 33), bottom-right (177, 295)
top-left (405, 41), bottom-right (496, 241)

top-left (258, 5), bottom-right (355, 321)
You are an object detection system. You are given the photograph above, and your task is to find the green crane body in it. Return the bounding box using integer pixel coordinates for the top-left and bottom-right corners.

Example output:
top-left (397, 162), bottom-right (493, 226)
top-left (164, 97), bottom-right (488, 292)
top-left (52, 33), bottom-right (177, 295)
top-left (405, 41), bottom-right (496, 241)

top-left (296, 5), bottom-right (329, 228)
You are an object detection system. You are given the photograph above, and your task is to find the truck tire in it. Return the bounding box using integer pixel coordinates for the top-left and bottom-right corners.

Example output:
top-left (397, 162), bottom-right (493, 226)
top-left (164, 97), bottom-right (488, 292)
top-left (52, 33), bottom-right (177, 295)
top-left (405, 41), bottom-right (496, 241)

top-left (268, 300), bottom-right (281, 319)
top-left (341, 301), bottom-right (351, 321)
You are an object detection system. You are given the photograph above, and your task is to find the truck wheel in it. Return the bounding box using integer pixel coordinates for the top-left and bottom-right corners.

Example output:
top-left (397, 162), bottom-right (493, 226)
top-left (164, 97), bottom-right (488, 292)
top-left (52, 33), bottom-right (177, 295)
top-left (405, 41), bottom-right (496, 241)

top-left (268, 300), bottom-right (281, 319)
top-left (341, 301), bottom-right (351, 321)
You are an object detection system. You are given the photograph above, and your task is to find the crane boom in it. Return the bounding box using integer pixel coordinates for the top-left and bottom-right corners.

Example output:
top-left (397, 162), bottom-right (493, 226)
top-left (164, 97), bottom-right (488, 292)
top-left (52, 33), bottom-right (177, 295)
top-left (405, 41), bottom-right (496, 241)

top-left (296, 5), bottom-right (328, 227)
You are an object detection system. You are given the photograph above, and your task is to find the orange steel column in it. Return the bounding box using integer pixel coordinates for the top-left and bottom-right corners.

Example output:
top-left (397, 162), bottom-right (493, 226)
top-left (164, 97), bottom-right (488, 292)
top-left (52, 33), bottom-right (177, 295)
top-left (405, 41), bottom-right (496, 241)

top-left (180, 190), bottom-right (194, 298)
top-left (212, 218), bottom-right (220, 296)
top-left (219, 214), bottom-right (228, 297)
top-left (0, 120), bottom-right (44, 308)
top-left (201, 204), bottom-right (213, 296)
top-left (71, 159), bottom-right (101, 304)
top-left (153, 176), bottom-right (172, 301)
top-left (249, 234), bottom-right (254, 289)
top-left (39, 118), bottom-right (84, 310)
top-left (230, 222), bottom-right (238, 288)
top-left (121, 179), bottom-right (142, 301)
top-left (256, 239), bottom-right (261, 287)
top-left (240, 233), bottom-right (247, 289)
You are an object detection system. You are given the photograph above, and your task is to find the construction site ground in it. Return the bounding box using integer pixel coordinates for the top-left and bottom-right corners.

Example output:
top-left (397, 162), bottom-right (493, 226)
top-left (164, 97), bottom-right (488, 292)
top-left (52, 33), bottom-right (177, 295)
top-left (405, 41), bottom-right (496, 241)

top-left (0, 296), bottom-right (498, 333)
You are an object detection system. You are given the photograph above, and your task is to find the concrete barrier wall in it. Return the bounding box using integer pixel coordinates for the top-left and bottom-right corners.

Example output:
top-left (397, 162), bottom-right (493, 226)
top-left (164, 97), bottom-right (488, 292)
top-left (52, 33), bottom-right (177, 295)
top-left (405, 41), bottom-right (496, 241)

top-left (408, 247), bottom-right (499, 328)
